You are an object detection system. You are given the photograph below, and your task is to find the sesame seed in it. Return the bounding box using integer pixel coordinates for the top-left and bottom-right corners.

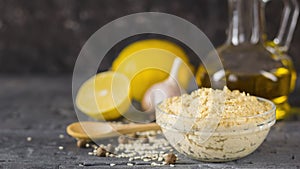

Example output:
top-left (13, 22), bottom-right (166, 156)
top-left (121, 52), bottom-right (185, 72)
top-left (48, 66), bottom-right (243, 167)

top-left (110, 163), bottom-right (116, 166)
top-left (85, 143), bottom-right (90, 148)
top-left (59, 134), bottom-right (64, 139)
top-left (92, 145), bottom-right (98, 149)
top-left (88, 152), bottom-right (93, 155)
top-left (127, 163), bottom-right (134, 166)
top-left (158, 157), bottom-right (163, 161)
top-left (26, 137), bottom-right (32, 142)
top-left (151, 162), bottom-right (160, 166)
top-left (58, 146), bottom-right (64, 150)
top-left (143, 158), bottom-right (151, 162)
top-left (170, 164), bottom-right (175, 167)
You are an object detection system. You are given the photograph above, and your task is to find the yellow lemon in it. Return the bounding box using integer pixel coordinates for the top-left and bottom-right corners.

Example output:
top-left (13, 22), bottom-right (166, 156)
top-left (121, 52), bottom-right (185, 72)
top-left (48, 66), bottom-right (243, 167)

top-left (76, 71), bottom-right (131, 120)
top-left (112, 39), bottom-right (194, 101)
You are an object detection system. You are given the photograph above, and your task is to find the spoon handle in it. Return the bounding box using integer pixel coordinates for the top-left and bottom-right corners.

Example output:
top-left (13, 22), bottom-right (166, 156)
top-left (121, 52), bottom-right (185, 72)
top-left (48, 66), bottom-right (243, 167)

top-left (116, 123), bottom-right (161, 135)
top-left (66, 121), bottom-right (161, 140)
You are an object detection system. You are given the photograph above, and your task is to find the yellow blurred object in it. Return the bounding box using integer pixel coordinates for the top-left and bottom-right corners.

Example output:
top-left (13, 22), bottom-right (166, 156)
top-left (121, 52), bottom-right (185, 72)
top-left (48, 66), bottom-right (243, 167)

top-left (76, 71), bottom-right (131, 120)
top-left (112, 39), bottom-right (194, 101)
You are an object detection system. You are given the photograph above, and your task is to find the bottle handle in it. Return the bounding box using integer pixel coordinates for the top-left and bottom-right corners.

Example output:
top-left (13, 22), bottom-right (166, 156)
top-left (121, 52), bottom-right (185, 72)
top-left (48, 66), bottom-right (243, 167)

top-left (272, 0), bottom-right (299, 52)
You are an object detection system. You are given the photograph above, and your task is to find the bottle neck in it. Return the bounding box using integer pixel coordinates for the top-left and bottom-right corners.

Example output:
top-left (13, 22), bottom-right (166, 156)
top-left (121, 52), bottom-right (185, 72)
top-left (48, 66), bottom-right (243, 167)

top-left (227, 0), bottom-right (264, 46)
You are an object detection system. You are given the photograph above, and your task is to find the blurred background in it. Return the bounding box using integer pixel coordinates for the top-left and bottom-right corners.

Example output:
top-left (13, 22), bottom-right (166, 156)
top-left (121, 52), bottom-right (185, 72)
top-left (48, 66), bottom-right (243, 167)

top-left (0, 0), bottom-right (300, 75)
top-left (0, 0), bottom-right (299, 104)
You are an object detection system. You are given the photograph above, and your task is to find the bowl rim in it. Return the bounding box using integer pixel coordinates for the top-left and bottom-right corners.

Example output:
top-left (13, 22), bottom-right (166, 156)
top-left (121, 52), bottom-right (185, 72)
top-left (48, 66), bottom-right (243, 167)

top-left (155, 96), bottom-right (276, 120)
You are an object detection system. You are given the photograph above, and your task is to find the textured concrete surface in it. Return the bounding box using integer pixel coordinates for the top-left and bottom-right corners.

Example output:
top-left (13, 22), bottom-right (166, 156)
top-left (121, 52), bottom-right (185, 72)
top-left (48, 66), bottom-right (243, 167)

top-left (0, 76), bottom-right (299, 168)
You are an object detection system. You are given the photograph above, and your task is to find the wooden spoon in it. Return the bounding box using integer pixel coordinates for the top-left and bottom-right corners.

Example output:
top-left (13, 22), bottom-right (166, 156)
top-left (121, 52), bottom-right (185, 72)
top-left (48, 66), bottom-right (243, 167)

top-left (66, 121), bottom-right (161, 140)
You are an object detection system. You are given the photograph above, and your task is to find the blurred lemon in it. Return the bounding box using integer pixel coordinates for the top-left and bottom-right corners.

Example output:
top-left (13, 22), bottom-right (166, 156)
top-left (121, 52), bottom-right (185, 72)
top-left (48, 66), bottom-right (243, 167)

top-left (112, 39), bottom-right (194, 101)
top-left (76, 71), bottom-right (131, 120)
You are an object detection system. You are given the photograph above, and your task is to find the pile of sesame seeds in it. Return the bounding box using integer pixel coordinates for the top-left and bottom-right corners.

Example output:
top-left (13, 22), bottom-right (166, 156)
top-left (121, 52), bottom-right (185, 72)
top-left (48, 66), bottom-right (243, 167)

top-left (77, 130), bottom-right (178, 167)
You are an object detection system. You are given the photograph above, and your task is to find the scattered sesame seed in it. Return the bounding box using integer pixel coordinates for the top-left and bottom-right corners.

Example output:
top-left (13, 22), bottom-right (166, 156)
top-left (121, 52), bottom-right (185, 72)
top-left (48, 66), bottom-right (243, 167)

top-left (158, 157), bottom-right (163, 161)
top-left (170, 164), bottom-right (175, 167)
top-left (143, 158), bottom-right (151, 162)
top-left (92, 145), bottom-right (98, 149)
top-left (26, 137), bottom-right (32, 142)
top-left (127, 163), bottom-right (134, 166)
top-left (134, 156), bottom-right (141, 160)
top-left (58, 146), bottom-right (64, 150)
top-left (76, 130), bottom-right (174, 166)
top-left (151, 162), bottom-right (161, 166)
top-left (59, 134), bottom-right (64, 139)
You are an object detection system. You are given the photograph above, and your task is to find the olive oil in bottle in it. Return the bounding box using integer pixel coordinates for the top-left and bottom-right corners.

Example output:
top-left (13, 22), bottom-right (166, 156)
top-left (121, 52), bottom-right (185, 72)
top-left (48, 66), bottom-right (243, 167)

top-left (196, 50), bottom-right (296, 120)
top-left (197, 0), bottom-right (298, 120)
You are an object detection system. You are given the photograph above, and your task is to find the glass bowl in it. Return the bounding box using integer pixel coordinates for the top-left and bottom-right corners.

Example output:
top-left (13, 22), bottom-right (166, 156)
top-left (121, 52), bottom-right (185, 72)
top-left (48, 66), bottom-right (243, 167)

top-left (156, 97), bottom-right (276, 162)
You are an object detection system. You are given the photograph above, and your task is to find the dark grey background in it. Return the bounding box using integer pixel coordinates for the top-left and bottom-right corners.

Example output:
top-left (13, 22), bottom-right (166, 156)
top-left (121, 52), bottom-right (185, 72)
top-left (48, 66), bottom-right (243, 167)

top-left (0, 0), bottom-right (299, 74)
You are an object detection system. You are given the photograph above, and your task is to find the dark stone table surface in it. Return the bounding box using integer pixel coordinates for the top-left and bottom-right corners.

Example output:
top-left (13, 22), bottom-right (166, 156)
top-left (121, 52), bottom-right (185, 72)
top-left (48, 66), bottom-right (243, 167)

top-left (0, 75), bottom-right (300, 169)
